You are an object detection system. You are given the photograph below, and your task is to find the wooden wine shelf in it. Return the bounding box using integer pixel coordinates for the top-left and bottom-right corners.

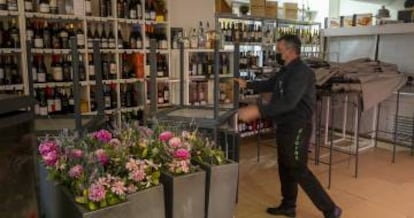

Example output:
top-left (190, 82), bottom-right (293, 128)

top-left (117, 18), bottom-right (144, 24)
top-left (26, 12), bottom-right (82, 21)
top-left (33, 81), bottom-right (89, 88)
top-left (0, 10), bottom-right (18, 16)
top-left (0, 48), bottom-right (21, 54)
top-left (85, 16), bottom-right (116, 22)
top-left (0, 84), bottom-right (24, 91)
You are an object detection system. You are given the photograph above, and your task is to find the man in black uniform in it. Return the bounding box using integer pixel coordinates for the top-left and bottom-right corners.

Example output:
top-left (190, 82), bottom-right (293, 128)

top-left (237, 35), bottom-right (342, 218)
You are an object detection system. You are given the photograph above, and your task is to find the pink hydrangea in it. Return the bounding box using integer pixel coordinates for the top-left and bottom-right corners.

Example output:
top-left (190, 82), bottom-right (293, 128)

top-left (88, 183), bottom-right (106, 202)
top-left (159, 131), bottom-right (173, 142)
top-left (179, 160), bottom-right (190, 173)
top-left (39, 141), bottom-right (58, 156)
top-left (68, 165), bottom-right (83, 178)
top-left (168, 137), bottom-right (182, 148)
top-left (131, 169), bottom-right (146, 182)
top-left (174, 148), bottom-right (190, 160)
top-left (111, 180), bottom-right (127, 196)
top-left (127, 184), bottom-right (137, 194)
top-left (42, 150), bottom-right (59, 167)
top-left (95, 149), bottom-right (109, 165)
top-left (70, 149), bottom-right (83, 158)
top-left (93, 129), bottom-right (112, 143)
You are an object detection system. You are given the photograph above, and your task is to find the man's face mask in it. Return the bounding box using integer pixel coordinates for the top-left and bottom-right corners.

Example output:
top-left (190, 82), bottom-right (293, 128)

top-left (276, 52), bottom-right (285, 66)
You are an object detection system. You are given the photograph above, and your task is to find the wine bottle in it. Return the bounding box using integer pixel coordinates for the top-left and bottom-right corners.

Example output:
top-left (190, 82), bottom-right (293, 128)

top-left (43, 22), bottom-right (51, 48)
top-left (53, 87), bottom-right (62, 114)
top-left (36, 56), bottom-right (46, 83)
top-left (121, 85), bottom-right (127, 107)
top-left (49, 0), bottom-right (58, 14)
top-left (135, 25), bottom-right (143, 49)
top-left (197, 54), bottom-right (202, 76)
top-left (51, 24), bottom-right (61, 49)
top-left (68, 88), bottom-right (75, 113)
top-left (157, 87), bottom-right (164, 104)
top-left (126, 85), bottom-right (133, 107)
top-left (0, 0), bottom-right (6, 10)
top-left (93, 24), bottom-right (101, 48)
top-left (129, 0), bottom-right (137, 19)
top-left (51, 55), bottom-right (63, 82)
top-left (198, 21), bottom-right (206, 48)
top-left (62, 55), bottom-right (71, 81)
top-left (144, 0), bottom-right (150, 20)
top-left (104, 85), bottom-right (111, 109)
top-left (121, 54), bottom-right (130, 78)
top-left (24, 0), bottom-right (33, 12)
top-left (9, 18), bottom-right (19, 48)
top-left (117, 0), bottom-right (125, 18)
top-left (190, 28), bottom-right (198, 49)
top-left (85, 0), bottom-right (92, 16)
top-left (156, 54), bottom-right (163, 77)
top-left (100, 24), bottom-right (108, 49)
top-left (26, 21), bottom-right (34, 45)
top-left (159, 28), bottom-right (168, 49)
top-left (39, 0), bottom-right (50, 13)
top-left (39, 89), bottom-right (48, 116)
top-left (137, 0), bottom-right (142, 20)
top-left (149, 0), bottom-right (156, 21)
top-left (108, 25), bottom-right (116, 49)
top-left (79, 55), bottom-right (86, 81)
top-left (61, 88), bottom-right (69, 114)
top-left (110, 84), bottom-right (117, 109)
top-left (100, 0), bottom-right (107, 17)
top-left (109, 56), bottom-right (117, 79)
top-left (102, 54), bottom-right (109, 80)
top-left (59, 24), bottom-right (69, 49)
top-left (163, 85), bottom-right (169, 104)
top-left (76, 24), bottom-right (85, 48)
top-left (46, 87), bottom-right (55, 114)
top-left (88, 54), bottom-right (95, 80)
top-left (87, 26), bottom-right (93, 49)
top-left (117, 26), bottom-right (124, 49)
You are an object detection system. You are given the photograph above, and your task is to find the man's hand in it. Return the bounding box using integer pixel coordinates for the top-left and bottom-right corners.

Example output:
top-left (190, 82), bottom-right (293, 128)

top-left (234, 78), bottom-right (247, 89)
top-left (238, 105), bottom-right (261, 122)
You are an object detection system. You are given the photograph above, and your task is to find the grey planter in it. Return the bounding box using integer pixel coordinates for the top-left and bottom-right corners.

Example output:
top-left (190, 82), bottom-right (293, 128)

top-left (194, 160), bottom-right (239, 218)
top-left (160, 170), bottom-right (206, 218)
top-left (38, 164), bottom-right (165, 218)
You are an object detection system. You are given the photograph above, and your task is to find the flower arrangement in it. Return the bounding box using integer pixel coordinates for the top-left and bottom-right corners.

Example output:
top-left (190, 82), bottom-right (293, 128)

top-left (38, 124), bottom-right (228, 211)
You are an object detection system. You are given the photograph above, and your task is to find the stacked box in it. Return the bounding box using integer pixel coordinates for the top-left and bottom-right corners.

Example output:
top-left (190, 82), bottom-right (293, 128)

top-left (265, 1), bottom-right (278, 18)
top-left (283, 2), bottom-right (298, 20)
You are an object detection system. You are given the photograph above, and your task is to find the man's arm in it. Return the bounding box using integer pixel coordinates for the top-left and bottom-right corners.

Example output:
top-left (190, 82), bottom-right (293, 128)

top-left (247, 76), bottom-right (277, 93)
top-left (258, 69), bottom-right (309, 118)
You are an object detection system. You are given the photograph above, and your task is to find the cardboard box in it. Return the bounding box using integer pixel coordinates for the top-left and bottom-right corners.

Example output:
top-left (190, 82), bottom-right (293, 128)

top-left (251, 0), bottom-right (266, 7)
top-left (283, 2), bottom-right (298, 20)
top-left (356, 13), bottom-right (373, 26)
top-left (215, 0), bottom-right (232, 13)
top-left (251, 6), bottom-right (265, 17)
top-left (265, 1), bottom-right (278, 18)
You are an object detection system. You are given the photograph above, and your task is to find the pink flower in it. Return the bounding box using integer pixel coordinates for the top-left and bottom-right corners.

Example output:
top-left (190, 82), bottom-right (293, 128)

top-left (88, 184), bottom-right (106, 202)
top-left (96, 177), bottom-right (110, 188)
top-left (159, 131), bottom-right (173, 142)
top-left (180, 160), bottom-right (190, 173)
top-left (111, 180), bottom-right (127, 196)
top-left (93, 129), bottom-right (112, 143)
top-left (68, 165), bottom-right (83, 178)
top-left (42, 150), bottom-right (59, 167)
top-left (138, 126), bottom-right (154, 138)
top-left (168, 137), bottom-right (182, 148)
top-left (70, 149), bottom-right (83, 158)
top-left (39, 141), bottom-right (58, 156)
top-left (95, 149), bottom-right (109, 165)
top-left (174, 148), bottom-right (190, 160)
top-left (131, 169), bottom-right (146, 182)
top-left (127, 184), bottom-right (137, 194)
top-left (109, 138), bottom-right (121, 148)
top-left (125, 158), bottom-right (138, 171)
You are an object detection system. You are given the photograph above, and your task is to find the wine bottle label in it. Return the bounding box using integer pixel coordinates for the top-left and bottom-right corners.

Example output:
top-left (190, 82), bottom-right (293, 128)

top-left (190, 39), bottom-right (198, 49)
top-left (160, 40), bottom-right (168, 49)
top-left (109, 39), bottom-right (116, 49)
top-left (24, 0), bottom-right (33, 12)
top-left (53, 67), bottom-right (63, 81)
top-left (32, 67), bottom-right (37, 80)
top-left (77, 34), bottom-right (85, 46)
top-left (37, 73), bottom-right (46, 82)
top-left (8, 2), bottom-right (17, 11)
top-left (129, 10), bottom-right (137, 19)
top-left (34, 38), bottom-right (44, 48)
top-left (89, 65), bottom-right (95, 76)
top-left (136, 40), bottom-right (142, 49)
top-left (207, 65), bottom-right (212, 75)
top-left (110, 63), bottom-right (117, 75)
top-left (40, 106), bottom-right (48, 116)
top-left (39, 3), bottom-right (50, 13)
top-left (69, 98), bottom-right (74, 105)
top-left (144, 39), bottom-right (149, 49)
top-left (27, 30), bottom-right (34, 41)
top-left (47, 99), bottom-right (55, 113)
top-left (222, 65), bottom-right (228, 74)
top-left (54, 99), bottom-right (62, 111)
top-left (145, 12), bottom-right (150, 20)
top-left (85, 1), bottom-right (92, 14)
top-left (34, 104), bottom-right (40, 115)
top-left (183, 40), bottom-right (190, 49)
top-left (150, 12), bottom-right (156, 21)
top-left (157, 71), bottom-right (164, 77)
top-left (105, 96), bottom-right (111, 108)
top-left (101, 40), bottom-right (108, 48)
top-left (164, 90), bottom-right (169, 100)
top-left (158, 97), bottom-right (164, 104)
top-left (87, 39), bottom-right (93, 48)
top-left (197, 63), bottom-right (202, 75)
top-left (172, 41), bottom-right (178, 49)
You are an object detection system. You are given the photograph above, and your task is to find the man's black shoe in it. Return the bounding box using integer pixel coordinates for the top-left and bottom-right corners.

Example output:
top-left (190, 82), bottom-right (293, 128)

top-left (266, 206), bottom-right (296, 217)
top-left (325, 206), bottom-right (342, 218)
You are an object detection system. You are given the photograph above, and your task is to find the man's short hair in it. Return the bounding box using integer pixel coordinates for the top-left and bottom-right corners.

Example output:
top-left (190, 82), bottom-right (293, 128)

top-left (277, 34), bottom-right (301, 55)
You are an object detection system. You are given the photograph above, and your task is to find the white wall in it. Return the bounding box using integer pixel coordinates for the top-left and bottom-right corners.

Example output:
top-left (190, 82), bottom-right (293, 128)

top-left (337, 0), bottom-right (405, 19)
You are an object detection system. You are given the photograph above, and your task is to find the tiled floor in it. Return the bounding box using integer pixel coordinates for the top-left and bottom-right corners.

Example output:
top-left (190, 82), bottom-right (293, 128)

top-left (235, 138), bottom-right (414, 218)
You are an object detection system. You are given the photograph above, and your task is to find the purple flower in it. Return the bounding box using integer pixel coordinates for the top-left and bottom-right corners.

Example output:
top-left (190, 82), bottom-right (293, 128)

top-left (168, 137), bottom-right (182, 148)
top-left (95, 149), bottom-right (109, 165)
top-left (88, 184), bottom-right (106, 202)
top-left (93, 129), bottom-right (112, 143)
top-left (111, 180), bottom-right (127, 196)
top-left (68, 165), bottom-right (83, 178)
top-left (39, 141), bottom-right (58, 156)
top-left (159, 131), bottom-right (173, 142)
top-left (70, 149), bottom-right (83, 158)
top-left (109, 138), bottom-right (121, 149)
top-left (174, 148), bottom-right (190, 160)
top-left (42, 150), bottom-right (59, 167)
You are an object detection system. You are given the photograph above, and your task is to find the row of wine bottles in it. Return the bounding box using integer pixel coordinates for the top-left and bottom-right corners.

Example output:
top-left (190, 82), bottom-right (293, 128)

top-left (0, 55), bottom-right (20, 85)
top-left (238, 119), bottom-right (273, 134)
top-left (189, 53), bottom-right (230, 76)
top-left (0, 19), bottom-right (20, 48)
top-left (18, 0), bottom-right (165, 21)
top-left (0, 0), bottom-right (17, 11)
top-left (188, 82), bottom-right (231, 106)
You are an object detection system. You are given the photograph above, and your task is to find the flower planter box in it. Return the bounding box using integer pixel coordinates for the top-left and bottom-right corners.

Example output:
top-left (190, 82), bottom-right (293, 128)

top-left (39, 163), bottom-right (165, 218)
top-left (193, 160), bottom-right (239, 218)
top-left (160, 170), bottom-right (206, 218)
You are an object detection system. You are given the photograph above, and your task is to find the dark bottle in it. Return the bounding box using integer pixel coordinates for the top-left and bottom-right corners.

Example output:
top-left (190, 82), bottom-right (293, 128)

top-left (100, 0), bottom-right (108, 17)
top-left (117, 26), bottom-right (124, 49)
top-left (51, 55), bottom-right (63, 82)
top-left (76, 24), bottom-right (85, 48)
top-left (60, 88), bottom-right (69, 114)
top-left (129, 25), bottom-right (137, 49)
top-left (9, 19), bottom-right (19, 48)
top-left (39, 89), bottom-right (48, 116)
top-left (0, 0), bottom-right (6, 10)
top-left (46, 87), bottom-right (55, 114)
top-left (68, 88), bottom-right (75, 113)
top-left (128, 0), bottom-right (137, 19)
top-left (93, 24), bottom-right (101, 48)
top-left (43, 22), bottom-right (52, 48)
top-left (126, 85), bottom-right (133, 107)
top-left (104, 85), bottom-right (111, 109)
top-left (37, 55), bottom-right (47, 83)
top-left (163, 85), bottom-right (169, 104)
top-left (87, 26), bottom-right (93, 49)
top-left (121, 85), bottom-right (127, 107)
top-left (135, 25), bottom-right (143, 49)
top-left (108, 25), bottom-right (116, 49)
top-left (136, 0), bottom-right (142, 20)
top-left (62, 55), bottom-right (71, 81)
top-left (59, 24), bottom-right (69, 49)
top-left (109, 56), bottom-right (117, 79)
top-left (0, 57), bottom-right (4, 85)
top-left (110, 84), bottom-right (117, 109)
top-left (53, 87), bottom-right (62, 114)
top-left (49, 0), bottom-right (58, 14)
top-left (26, 21), bottom-right (34, 45)
top-left (51, 24), bottom-right (61, 49)
top-left (102, 54), bottom-right (109, 80)
top-left (117, 0), bottom-right (125, 18)
top-left (85, 0), bottom-right (92, 16)
top-left (3, 57), bottom-right (12, 85)
top-left (100, 24), bottom-right (108, 49)
top-left (34, 22), bottom-right (44, 48)
top-left (79, 56), bottom-right (86, 81)
top-left (88, 54), bottom-right (95, 80)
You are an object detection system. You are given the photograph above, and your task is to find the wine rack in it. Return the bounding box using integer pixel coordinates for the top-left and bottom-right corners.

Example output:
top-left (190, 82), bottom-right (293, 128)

top-left (0, 0), bottom-right (171, 126)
